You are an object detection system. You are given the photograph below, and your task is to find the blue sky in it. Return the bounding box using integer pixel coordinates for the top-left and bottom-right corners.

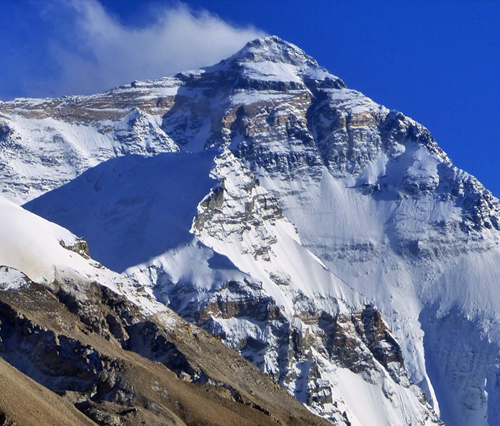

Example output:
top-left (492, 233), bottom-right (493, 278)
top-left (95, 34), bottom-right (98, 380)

top-left (1, 0), bottom-right (499, 196)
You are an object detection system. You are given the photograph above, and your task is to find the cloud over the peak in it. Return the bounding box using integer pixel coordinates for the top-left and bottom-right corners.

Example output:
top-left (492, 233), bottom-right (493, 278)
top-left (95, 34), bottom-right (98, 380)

top-left (4, 0), bottom-right (266, 99)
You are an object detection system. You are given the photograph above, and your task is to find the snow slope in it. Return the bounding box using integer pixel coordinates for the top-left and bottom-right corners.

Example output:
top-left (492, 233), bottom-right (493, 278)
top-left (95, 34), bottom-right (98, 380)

top-left (25, 150), bottom-right (218, 272)
top-left (25, 146), bottom-right (440, 425)
top-left (0, 195), bottom-right (92, 283)
top-left (0, 194), bottom-right (168, 316)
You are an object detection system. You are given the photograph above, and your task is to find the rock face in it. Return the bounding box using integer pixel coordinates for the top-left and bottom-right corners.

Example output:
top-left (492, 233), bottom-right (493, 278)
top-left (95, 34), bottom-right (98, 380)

top-left (2, 35), bottom-right (500, 425)
top-left (0, 267), bottom-right (332, 426)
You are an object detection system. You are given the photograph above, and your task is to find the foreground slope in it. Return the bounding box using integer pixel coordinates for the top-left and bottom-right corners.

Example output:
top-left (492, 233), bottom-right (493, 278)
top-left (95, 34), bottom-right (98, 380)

top-left (0, 357), bottom-right (97, 426)
top-left (3, 36), bottom-right (496, 424)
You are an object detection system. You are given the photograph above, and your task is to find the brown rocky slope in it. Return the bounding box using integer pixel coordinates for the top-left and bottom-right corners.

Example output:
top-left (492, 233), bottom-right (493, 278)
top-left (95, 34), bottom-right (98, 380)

top-left (0, 267), bottom-right (331, 426)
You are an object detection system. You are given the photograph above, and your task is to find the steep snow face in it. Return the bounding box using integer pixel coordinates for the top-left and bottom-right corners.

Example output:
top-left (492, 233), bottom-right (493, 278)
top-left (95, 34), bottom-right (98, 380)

top-left (25, 150), bottom-right (218, 272)
top-left (0, 195), bottom-right (168, 316)
top-left (0, 195), bottom-right (90, 283)
top-left (224, 35), bottom-right (339, 86)
top-left (25, 146), bottom-right (440, 425)
top-left (0, 87), bottom-right (181, 204)
top-left (190, 150), bottom-right (360, 314)
top-left (249, 110), bottom-right (500, 425)
top-left (184, 150), bottom-right (440, 425)
top-left (272, 165), bottom-right (500, 423)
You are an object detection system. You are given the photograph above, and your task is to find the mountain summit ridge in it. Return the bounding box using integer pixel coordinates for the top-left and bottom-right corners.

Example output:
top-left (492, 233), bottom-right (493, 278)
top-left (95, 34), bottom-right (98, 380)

top-left (229, 36), bottom-right (320, 66)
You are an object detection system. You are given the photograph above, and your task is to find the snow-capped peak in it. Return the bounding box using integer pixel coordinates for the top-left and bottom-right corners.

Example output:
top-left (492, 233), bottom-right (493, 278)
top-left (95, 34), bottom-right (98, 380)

top-left (4, 35), bottom-right (498, 425)
top-left (230, 36), bottom-right (319, 67)
top-left (206, 36), bottom-right (343, 87)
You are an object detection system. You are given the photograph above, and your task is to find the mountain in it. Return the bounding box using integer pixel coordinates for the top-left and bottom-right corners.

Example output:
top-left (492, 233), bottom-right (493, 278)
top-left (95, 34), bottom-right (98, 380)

top-left (1, 35), bottom-right (499, 425)
top-left (0, 194), bottom-right (332, 426)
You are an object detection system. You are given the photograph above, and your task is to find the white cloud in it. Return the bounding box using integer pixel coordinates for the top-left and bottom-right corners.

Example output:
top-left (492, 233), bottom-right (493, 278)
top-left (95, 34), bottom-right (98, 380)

top-left (47, 0), bottom-right (266, 96)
